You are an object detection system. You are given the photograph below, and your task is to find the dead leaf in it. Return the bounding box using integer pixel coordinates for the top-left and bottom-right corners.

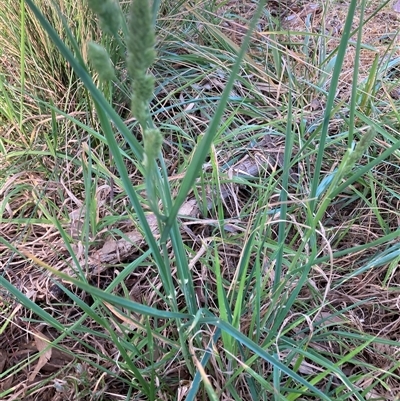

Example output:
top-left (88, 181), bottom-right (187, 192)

top-left (28, 330), bottom-right (52, 382)
top-left (1, 374), bottom-right (14, 392)
top-left (41, 348), bottom-right (74, 373)
top-left (89, 137), bottom-right (281, 271)
top-left (317, 311), bottom-right (347, 327)
top-left (178, 198), bottom-right (199, 217)
top-left (280, 351), bottom-right (324, 374)
top-left (309, 98), bottom-right (322, 111)
top-left (390, 87), bottom-right (400, 99)
top-left (284, 3), bottom-right (320, 23)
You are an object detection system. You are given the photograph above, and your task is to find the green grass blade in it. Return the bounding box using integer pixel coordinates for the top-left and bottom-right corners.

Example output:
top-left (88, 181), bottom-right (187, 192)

top-left (20, 251), bottom-right (189, 319)
top-left (25, 0), bottom-right (143, 161)
top-left (274, 91), bottom-right (294, 291)
top-left (0, 275), bottom-right (64, 331)
top-left (192, 314), bottom-right (343, 401)
top-left (19, 0), bottom-right (26, 131)
top-left (160, 0), bottom-right (268, 242)
top-left (309, 0), bottom-right (357, 210)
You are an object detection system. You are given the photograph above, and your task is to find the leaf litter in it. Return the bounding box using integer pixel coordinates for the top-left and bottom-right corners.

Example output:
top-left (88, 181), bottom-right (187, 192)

top-left (2, 0), bottom-right (400, 399)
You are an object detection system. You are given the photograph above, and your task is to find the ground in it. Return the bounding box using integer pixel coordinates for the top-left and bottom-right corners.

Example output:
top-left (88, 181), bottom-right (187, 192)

top-left (1, 0), bottom-right (400, 400)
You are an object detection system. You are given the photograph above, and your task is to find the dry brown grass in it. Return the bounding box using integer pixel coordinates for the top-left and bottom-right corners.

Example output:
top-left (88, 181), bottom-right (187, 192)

top-left (2, 0), bottom-right (400, 400)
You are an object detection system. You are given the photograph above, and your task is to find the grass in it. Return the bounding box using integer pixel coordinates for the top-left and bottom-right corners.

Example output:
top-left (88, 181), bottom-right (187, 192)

top-left (1, 0), bottom-right (400, 400)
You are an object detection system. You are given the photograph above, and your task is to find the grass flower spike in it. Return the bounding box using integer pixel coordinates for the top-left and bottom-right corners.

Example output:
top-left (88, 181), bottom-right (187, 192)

top-left (87, 41), bottom-right (115, 82)
top-left (143, 128), bottom-right (163, 165)
top-left (127, 0), bottom-right (156, 75)
top-left (347, 127), bottom-right (376, 168)
top-left (87, 0), bottom-right (121, 36)
top-left (127, 0), bottom-right (161, 167)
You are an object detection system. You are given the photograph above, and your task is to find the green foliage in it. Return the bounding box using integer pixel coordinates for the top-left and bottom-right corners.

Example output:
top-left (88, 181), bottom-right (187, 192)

top-left (2, 0), bottom-right (400, 400)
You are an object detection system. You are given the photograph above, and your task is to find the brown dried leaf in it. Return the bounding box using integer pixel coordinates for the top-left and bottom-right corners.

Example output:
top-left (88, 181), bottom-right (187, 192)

top-left (309, 98), bottom-right (322, 111)
top-left (390, 87), bottom-right (400, 99)
top-left (289, 355), bottom-right (324, 375)
top-left (317, 311), bottom-right (347, 326)
top-left (178, 198), bottom-right (199, 217)
top-left (41, 348), bottom-right (74, 372)
top-left (1, 374), bottom-right (14, 392)
top-left (28, 330), bottom-right (52, 382)
top-left (90, 137), bottom-right (279, 271)
top-left (93, 201), bottom-right (201, 272)
top-left (284, 3), bottom-right (320, 24)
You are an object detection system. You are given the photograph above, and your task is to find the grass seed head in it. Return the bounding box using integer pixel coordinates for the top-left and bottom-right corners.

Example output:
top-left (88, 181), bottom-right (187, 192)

top-left (127, 0), bottom-right (156, 75)
top-left (87, 41), bottom-right (115, 82)
top-left (143, 128), bottom-right (163, 162)
top-left (132, 73), bottom-right (155, 103)
top-left (347, 127), bottom-right (376, 169)
top-left (127, 0), bottom-right (160, 167)
top-left (127, 0), bottom-right (157, 124)
top-left (131, 95), bottom-right (147, 127)
top-left (87, 0), bottom-right (121, 35)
